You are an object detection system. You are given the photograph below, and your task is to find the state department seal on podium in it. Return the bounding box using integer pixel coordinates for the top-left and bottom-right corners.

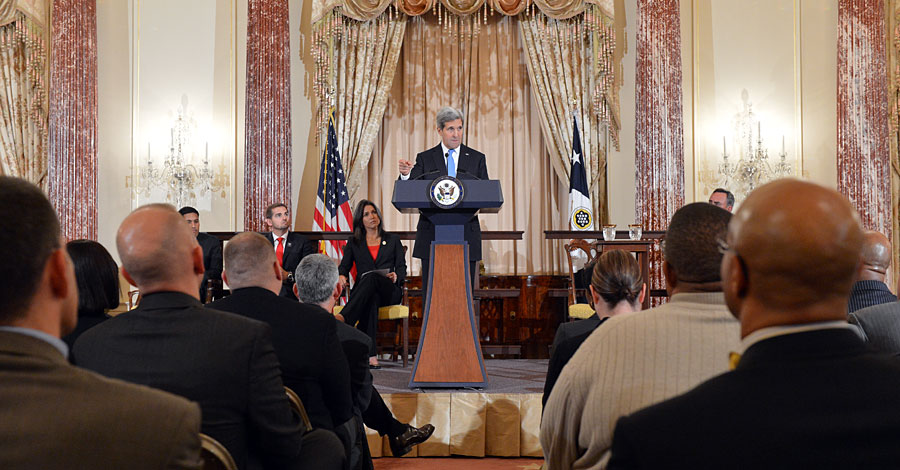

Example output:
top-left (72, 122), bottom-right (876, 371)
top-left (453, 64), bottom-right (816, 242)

top-left (430, 175), bottom-right (464, 209)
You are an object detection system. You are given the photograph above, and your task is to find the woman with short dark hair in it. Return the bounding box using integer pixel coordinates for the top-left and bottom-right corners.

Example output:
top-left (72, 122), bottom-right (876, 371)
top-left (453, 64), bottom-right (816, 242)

top-left (62, 240), bottom-right (120, 350)
top-left (338, 200), bottom-right (407, 368)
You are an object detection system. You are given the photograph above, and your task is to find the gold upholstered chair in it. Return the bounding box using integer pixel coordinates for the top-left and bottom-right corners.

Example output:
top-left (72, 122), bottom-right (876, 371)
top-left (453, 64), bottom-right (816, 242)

top-left (564, 239), bottom-right (597, 320)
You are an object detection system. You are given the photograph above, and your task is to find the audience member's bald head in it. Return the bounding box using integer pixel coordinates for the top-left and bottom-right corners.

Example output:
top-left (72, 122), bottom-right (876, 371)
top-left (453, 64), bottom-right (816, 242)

top-left (723, 179), bottom-right (863, 335)
top-left (858, 231), bottom-right (891, 282)
top-left (223, 232), bottom-right (279, 290)
top-left (116, 203), bottom-right (203, 294)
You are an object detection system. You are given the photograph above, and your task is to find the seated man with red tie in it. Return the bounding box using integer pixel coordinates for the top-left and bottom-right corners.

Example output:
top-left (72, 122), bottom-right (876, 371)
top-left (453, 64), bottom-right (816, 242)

top-left (262, 202), bottom-right (318, 300)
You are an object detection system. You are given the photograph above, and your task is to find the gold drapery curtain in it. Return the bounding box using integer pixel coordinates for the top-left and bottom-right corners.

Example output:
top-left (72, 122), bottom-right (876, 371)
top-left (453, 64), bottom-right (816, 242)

top-left (313, 0), bottom-right (613, 22)
top-left (364, 14), bottom-right (565, 275)
top-left (311, 0), bottom-right (617, 274)
top-left (329, 15), bottom-right (407, 198)
top-left (0, 4), bottom-right (48, 188)
top-left (519, 13), bottom-right (614, 224)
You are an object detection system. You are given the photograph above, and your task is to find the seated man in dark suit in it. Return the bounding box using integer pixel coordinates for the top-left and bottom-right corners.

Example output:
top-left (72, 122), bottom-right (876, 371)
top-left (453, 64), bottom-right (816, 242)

top-left (847, 230), bottom-right (896, 313)
top-left (608, 179), bottom-right (900, 469)
top-left (74, 204), bottom-right (343, 470)
top-left (262, 203), bottom-right (318, 300)
top-left (0, 176), bottom-right (201, 469)
top-left (178, 206), bottom-right (223, 301)
top-left (295, 254), bottom-right (435, 459)
top-left (208, 232), bottom-right (353, 434)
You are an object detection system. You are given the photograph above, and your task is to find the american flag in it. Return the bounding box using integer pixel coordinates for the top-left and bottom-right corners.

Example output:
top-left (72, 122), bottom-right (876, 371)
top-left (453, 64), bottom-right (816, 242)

top-left (312, 110), bottom-right (353, 264)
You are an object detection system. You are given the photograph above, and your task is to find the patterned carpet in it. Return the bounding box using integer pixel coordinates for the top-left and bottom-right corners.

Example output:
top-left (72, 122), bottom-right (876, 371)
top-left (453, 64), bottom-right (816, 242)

top-left (373, 457), bottom-right (543, 469)
top-left (371, 359), bottom-right (549, 394)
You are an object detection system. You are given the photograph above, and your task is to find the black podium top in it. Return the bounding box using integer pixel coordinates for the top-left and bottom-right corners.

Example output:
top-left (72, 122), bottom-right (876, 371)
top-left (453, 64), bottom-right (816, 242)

top-left (392, 180), bottom-right (503, 214)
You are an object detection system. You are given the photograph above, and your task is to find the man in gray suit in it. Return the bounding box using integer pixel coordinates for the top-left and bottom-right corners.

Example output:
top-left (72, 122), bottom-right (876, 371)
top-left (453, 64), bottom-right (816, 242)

top-left (0, 176), bottom-right (202, 469)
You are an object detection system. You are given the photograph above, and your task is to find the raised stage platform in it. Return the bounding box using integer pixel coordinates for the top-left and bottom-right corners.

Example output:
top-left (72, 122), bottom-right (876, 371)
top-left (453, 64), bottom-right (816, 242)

top-left (365, 359), bottom-right (547, 458)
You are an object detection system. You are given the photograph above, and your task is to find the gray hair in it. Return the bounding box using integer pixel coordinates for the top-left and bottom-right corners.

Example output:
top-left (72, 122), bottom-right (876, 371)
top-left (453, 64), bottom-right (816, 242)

top-left (294, 253), bottom-right (339, 304)
top-left (435, 106), bottom-right (463, 130)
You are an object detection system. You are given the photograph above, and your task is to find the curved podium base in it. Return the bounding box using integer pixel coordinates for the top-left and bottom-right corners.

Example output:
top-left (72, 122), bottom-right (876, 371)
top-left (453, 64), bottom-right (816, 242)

top-left (409, 243), bottom-right (488, 388)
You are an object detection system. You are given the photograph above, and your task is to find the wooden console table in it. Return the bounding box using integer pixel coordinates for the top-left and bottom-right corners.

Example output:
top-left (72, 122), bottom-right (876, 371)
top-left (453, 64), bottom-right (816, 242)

top-left (544, 231), bottom-right (664, 309)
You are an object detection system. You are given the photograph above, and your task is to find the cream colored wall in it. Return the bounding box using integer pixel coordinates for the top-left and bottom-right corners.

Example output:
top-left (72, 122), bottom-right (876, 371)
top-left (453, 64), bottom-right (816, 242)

top-left (96, 0), bottom-right (320, 261)
top-left (96, 0), bottom-right (133, 260)
top-left (606, 0), bottom-right (837, 225)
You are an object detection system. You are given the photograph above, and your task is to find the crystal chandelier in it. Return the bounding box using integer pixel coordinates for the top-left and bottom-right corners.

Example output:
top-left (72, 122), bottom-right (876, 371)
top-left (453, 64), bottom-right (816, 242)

top-left (135, 102), bottom-right (228, 209)
top-left (717, 96), bottom-right (793, 202)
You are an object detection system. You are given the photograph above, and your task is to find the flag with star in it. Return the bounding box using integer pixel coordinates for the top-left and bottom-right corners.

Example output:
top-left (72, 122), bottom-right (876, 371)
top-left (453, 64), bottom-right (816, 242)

top-left (568, 115), bottom-right (594, 231)
top-left (313, 110), bottom-right (353, 264)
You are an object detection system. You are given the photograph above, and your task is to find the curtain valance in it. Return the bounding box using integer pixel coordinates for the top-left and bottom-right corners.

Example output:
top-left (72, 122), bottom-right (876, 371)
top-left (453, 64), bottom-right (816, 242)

top-left (313, 0), bottom-right (612, 23)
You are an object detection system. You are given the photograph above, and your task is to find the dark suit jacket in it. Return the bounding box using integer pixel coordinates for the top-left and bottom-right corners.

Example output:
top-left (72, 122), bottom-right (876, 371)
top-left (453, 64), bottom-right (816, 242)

top-left (332, 318), bottom-right (374, 414)
top-left (608, 328), bottom-right (900, 469)
top-left (209, 287), bottom-right (353, 431)
top-left (543, 315), bottom-right (608, 407)
top-left (62, 312), bottom-right (107, 351)
top-left (338, 232), bottom-right (407, 304)
top-left (73, 292), bottom-right (302, 470)
top-left (0, 331), bottom-right (201, 469)
top-left (406, 143), bottom-right (489, 261)
top-left (849, 301), bottom-right (900, 356)
top-left (264, 232), bottom-right (318, 299)
top-left (197, 232), bottom-right (223, 300)
top-left (847, 280), bottom-right (897, 313)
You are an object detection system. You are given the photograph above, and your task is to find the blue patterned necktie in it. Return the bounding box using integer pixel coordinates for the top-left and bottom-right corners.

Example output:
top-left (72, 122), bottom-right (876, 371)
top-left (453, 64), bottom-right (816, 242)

top-left (447, 148), bottom-right (456, 177)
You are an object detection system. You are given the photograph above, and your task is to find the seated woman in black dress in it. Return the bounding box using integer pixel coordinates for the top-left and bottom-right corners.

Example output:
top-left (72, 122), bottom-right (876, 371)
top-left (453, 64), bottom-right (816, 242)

top-left (542, 249), bottom-right (645, 407)
top-left (338, 200), bottom-right (407, 368)
top-left (62, 240), bottom-right (120, 350)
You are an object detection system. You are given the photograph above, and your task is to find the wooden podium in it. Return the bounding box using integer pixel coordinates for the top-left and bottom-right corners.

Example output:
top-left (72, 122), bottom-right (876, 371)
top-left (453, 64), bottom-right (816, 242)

top-left (393, 178), bottom-right (503, 388)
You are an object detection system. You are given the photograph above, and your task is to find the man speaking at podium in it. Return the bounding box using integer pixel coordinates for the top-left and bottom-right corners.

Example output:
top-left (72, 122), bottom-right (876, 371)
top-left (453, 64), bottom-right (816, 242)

top-left (398, 106), bottom-right (489, 292)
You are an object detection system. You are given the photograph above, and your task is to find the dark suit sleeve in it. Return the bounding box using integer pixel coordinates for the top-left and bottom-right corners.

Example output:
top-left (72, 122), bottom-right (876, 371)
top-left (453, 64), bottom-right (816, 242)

top-left (207, 240), bottom-right (223, 281)
top-left (848, 312), bottom-right (870, 342)
top-left (338, 239), bottom-right (356, 278)
top-left (476, 151), bottom-right (489, 180)
top-left (319, 318), bottom-right (354, 427)
top-left (391, 235), bottom-right (406, 285)
top-left (337, 323), bottom-right (374, 413)
top-left (405, 151), bottom-right (427, 180)
top-left (607, 416), bottom-right (643, 470)
top-left (246, 324), bottom-right (303, 466)
top-left (301, 236), bottom-right (319, 260)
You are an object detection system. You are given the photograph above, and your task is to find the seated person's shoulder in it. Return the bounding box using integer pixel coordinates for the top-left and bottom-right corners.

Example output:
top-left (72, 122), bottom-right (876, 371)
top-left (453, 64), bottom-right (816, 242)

top-left (73, 364), bottom-right (200, 422)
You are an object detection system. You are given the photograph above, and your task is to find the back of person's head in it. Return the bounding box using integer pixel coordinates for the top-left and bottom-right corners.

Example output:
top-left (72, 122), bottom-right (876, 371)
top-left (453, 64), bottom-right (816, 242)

top-left (294, 254), bottom-right (338, 304)
top-left (0, 177), bottom-right (63, 324)
top-left (726, 179), bottom-right (862, 318)
top-left (858, 230), bottom-right (891, 281)
top-left (116, 203), bottom-right (201, 291)
top-left (592, 250), bottom-right (643, 308)
top-left (663, 202), bottom-right (732, 283)
top-left (223, 232), bottom-right (277, 289)
top-left (66, 240), bottom-right (119, 317)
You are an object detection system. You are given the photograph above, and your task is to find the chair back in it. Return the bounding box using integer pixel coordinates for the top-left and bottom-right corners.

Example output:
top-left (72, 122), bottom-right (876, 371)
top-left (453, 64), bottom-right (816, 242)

top-left (285, 386), bottom-right (313, 433)
top-left (199, 433), bottom-right (238, 470)
top-left (563, 239), bottom-right (598, 306)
